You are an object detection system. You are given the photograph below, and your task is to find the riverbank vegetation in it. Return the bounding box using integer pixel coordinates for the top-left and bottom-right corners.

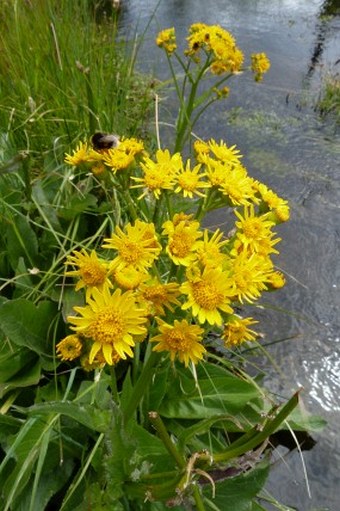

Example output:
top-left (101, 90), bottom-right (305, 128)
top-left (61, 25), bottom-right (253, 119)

top-left (0, 3), bottom-right (325, 510)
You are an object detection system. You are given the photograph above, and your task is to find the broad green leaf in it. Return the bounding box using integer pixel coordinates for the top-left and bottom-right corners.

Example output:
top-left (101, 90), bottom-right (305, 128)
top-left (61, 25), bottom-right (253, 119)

top-left (159, 362), bottom-right (261, 419)
top-left (0, 358), bottom-right (41, 398)
top-left (58, 193), bottom-right (97, 220)
top-left (285, 408), bottom-right (327, 432)
top-left (28, 401), bottom-right (111, 433)
top-left (6, 214), bottom-right (39, 269)
top-left (0, 298), bottom-right (59, 359)
top-left (203, 461), bottom-right (269, 510)
top-left (0, 343), bottom-right (37, 383)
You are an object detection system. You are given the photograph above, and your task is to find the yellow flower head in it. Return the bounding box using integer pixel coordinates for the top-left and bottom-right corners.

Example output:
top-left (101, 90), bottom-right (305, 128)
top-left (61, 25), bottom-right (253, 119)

top-left (266, 270), bottom-right (286, 290)
top-left (194, 139), bottom-right (210, 162)
top-left (103, 220), bottom-right (161, 273)
top-left (65, 249), bottom-right (112, 300)
top-left (56, 334), bottom-right (83, 361)
top-left (131, 149), bottom-right (182, 200)
top-left (228, 251), bottom-right (272, 303)
top-left (151, 318), bottom-right (206, 366)
top-left (163, 218), bottom-right (202, 266)
top-left (251, 52), bottom-right (271, 82)
top-left (139, 279), bottom-right (181, 316)
top-left (119, 137), bottom-right (145, 157)
top-left (67, 286), bottom-right (148, 364)
top-left (103, 147), bottom-right (135, 173)
top-left (195, 228), bottom-right (230, 269)
top-left (80, 344), bottom-right (121, 371)
top-left (255, 183), bottom-right (290, 223)
top-left (222, 316), bottom-right (258, 348)
top-left (64, 142), bottom-right (98, 166)
top-left (235, 205), bottom-right (276, 253)
top-left (156, 27), bottom-right (177, 54)
top-left (181, 265), bottom-right (234, 325)
top-left (174, 159), bottom-right (210, 198)
top-left (114, 266), bottom-right (148, 290)
top-left (219, 166), bottom-right (257, 206)
top-left (208, 139), bottom-right (242, 164)
top-left (162, 213), bottom-right (195, 236)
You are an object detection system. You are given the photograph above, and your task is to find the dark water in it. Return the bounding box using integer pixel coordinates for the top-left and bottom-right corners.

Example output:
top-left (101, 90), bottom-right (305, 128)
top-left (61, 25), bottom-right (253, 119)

top-left (118, 1), bottom-right (340, 509)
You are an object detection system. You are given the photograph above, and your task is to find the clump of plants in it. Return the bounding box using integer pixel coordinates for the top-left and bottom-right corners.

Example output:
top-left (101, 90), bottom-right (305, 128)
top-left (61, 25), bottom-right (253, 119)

top-left (317, 71), bottom-right (340, 124)
top-left (0, 21), bottom-right (321, 511)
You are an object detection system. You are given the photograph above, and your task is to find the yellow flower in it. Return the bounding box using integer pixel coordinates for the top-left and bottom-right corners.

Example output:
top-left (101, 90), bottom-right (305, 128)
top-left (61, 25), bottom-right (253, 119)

top-left (114, 266), bottom-right (147, 290)
top-left (162, 213), bottom-right (195, 236)
top-left (195, 229), bottom-right (230, 269)
top-left (139, 279), bottom-right (181, 316)
top-left (255, 183), bottom-right (290, 223)
top-left (156, 27), bottom-right (177, 54)
top-left (219, 166), bottom-right (258, 206)
top-left (67, 286), bottom-right (148, 364)
top-left (80, 346), bottom-right (121, 371)
top-left (234, 205), bottom-right (276, 253)
top-left (103, 148), bottom-right (135, 172)
top-left (103, 220), bottom-right (161, 273)
top-left (163, 218), bottom-right (202, 266)
top-left (64, 142), bottom-right (93, 166)
top-left (65, 249), bottom-right (112, 300)
top-left (151, 318), bottom-right (206, 366)
top-left (131, 149), bottom-right (181, 200)
top-left (119, 137), bottom-right (145, 156)
top-left (174, 159), bottom-right (210, 198)
top-left (208, 139), bottom-right (242, 164)
top-left (193, 139), bottom-right (210, 162)
top-left (228, 251), bottom-right (272, 303)
top-left (266, 270), bottom-right (286, 290)
top-left (222, 316), bottom-right (258, 348)
top-left (56, 335), bottom-right (83, 361)
top-left (181, 266), bottom-right (234, 325)
top-left (251, 53), bottom-right (270, 82)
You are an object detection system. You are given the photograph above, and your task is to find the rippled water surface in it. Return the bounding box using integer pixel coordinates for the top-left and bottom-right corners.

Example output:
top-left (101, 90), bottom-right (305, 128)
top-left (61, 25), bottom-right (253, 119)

top-left (118, 1), bottom-right (340, 509)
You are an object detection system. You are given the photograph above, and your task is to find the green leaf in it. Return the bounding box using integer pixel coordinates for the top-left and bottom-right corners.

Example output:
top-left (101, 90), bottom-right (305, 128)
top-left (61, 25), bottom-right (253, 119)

top-left (0, 358), bottom-right (41, 398)
top-left (286, 408), bottom-right (327, 432)
top-left (0, 343), bottom-right (37, 383)
top-left (0, 298), bottom-right (59, 361)
top-left (203, 461), bottom-right (270, 510)
top-left (58, 193), bottom-right (97, 220)
top-left (6, 214), bottom-right (38, 269)
top-left (28, 401), bottom-right (111, 433)
top-left (159, 362), bottom-right (261, 419)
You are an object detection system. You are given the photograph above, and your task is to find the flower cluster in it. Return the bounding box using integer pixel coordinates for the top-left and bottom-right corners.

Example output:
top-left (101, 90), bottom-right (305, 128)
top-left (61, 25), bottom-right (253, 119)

top-left (64, 136), bottom-right (145, 175)
top-left (156, 22), bottom-right (270, 81)
top-left (59, 135), bottom-right (289, 370)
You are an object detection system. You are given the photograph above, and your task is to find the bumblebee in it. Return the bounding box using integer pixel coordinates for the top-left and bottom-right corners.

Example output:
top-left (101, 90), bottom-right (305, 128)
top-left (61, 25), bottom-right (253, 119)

top-left (91, 132), bottom-right (120, 151)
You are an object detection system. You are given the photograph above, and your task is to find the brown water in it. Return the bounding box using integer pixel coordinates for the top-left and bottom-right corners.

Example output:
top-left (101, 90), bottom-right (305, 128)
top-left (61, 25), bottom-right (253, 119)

top-left (118, 1), bottom-right (340, 509)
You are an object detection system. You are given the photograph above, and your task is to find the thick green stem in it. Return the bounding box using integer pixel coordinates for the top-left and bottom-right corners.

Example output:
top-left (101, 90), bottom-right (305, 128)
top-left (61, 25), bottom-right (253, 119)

top-left (122, 351), bottom-right (159, 423)
top-left (192, 485), bottom-right (207, 511)
top-left (149, 411), bottom-right (186, 469)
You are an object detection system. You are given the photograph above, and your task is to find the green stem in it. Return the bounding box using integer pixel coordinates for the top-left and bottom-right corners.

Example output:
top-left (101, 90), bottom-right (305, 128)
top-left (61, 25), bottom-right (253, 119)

top-left (110, 367), bottom-right (119, 403)
top-left (148, 411), bottom-right (186, 469)
top-left (122, 351), bottom-right (159, 423)
top-left (192, 485), bottom-right (207, 511)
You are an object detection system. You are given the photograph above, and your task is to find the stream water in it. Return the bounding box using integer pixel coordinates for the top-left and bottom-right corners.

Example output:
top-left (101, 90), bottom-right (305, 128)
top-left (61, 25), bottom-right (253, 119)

top-left (117, 1), bottom-right (340, 509)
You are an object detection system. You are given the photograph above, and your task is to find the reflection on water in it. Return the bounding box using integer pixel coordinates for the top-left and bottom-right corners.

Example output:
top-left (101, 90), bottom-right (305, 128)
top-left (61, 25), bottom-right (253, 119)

top-left (119, 1), bottom-right (340, 508)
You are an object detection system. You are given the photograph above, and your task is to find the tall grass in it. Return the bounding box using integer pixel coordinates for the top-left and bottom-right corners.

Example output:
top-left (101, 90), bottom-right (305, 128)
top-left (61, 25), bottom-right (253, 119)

top-left (0, 0), bottom-right (154, 165)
